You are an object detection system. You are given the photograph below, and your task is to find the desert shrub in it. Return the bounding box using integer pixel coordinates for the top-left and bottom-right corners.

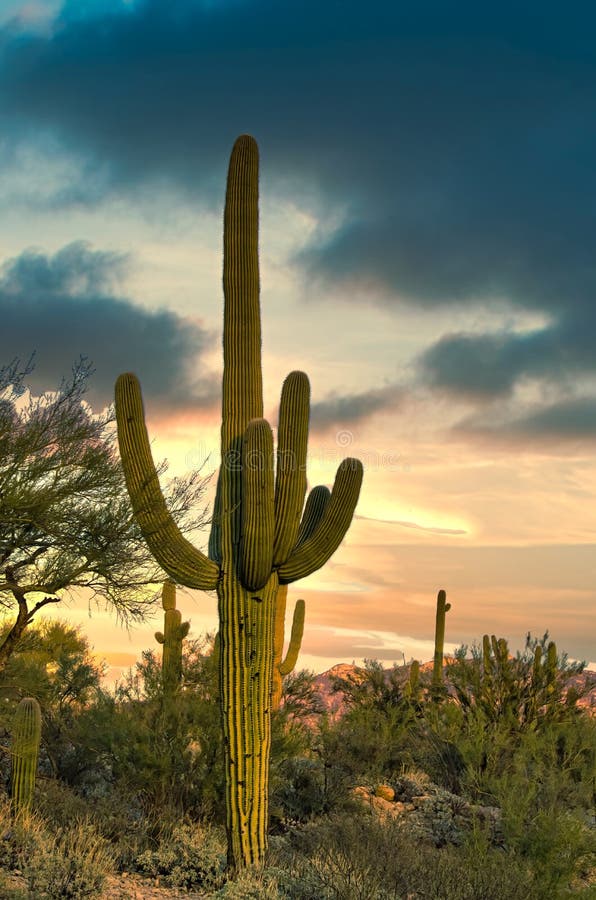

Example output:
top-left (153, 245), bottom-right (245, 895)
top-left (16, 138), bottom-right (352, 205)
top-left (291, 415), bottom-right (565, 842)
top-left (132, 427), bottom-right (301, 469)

top-left (270, 756), bottom-right (328, 826)
top-left (0, 796), bottom-right (112, 900)
top-left (213, 866), bottom-right (285, 898)
top-left (483, 723), bottom-right (596, 894)
top-left (34, 776), bottom-right (149, 871)
top-left (272, 813), bottom-right (542, 900)
top-left (20, 819), bottom-right (113, 899)
top-left (72, 637), bottom-right (225, 822)
top-left (134, 819), bottom-right (226, 890)
top-left (318, 703), bottom-right (411, 787)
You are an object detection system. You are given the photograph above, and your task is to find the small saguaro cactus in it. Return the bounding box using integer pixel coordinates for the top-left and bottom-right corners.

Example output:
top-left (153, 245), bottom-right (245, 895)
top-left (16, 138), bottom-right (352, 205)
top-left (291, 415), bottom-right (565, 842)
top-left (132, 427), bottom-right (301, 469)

top-left (271, 585), bottom-right (305, 711)
top-left (482, 633), bottom-right (493, 677)
top-left (155, 579), bottom-right (189, 696)
top-left (545, 640), bottom-right (558, 693)
top-left (403, 658), bottom-right (421, 702)
top-left (115, 135), bottom-right (363, 870)
top-left (11, 697), bottom-right (41, 813)
top-left (432, 589), bottom-right (451, 687)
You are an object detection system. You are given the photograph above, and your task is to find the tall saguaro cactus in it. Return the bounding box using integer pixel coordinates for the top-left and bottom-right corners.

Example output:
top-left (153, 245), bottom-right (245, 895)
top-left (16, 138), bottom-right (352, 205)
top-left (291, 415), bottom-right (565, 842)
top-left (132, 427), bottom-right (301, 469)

top-left (155, 580), bottom-right (189, 697)
top-left (11, 697), bottom-right (41, 813)
top-left (115, 135), bottom-right (363, 869)
top-left (432, 589), bottom-right (451, 687)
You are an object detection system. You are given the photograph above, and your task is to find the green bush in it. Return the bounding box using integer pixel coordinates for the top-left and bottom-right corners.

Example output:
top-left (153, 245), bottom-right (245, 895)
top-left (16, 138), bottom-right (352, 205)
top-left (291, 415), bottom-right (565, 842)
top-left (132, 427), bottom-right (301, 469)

top-left (134, 819), bottom-right (226, 890)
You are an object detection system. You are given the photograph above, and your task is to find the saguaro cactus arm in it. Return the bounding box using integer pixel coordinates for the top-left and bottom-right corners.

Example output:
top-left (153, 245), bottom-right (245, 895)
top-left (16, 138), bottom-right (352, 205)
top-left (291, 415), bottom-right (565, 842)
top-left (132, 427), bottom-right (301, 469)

top-left (278, 459), bottom-right (363, 583)
top-left (115, 374), bottom-right (219, 590)
top-left (296, 485), bottom-right (331, 546)
top-left (279, 598), bottom-right (305, 676)
top-left (271, 586), bottom-right (305, 709)
top-left (273, 372), bottom-right (310, 565)
top-left (240, 418), bottom-right (275, 591)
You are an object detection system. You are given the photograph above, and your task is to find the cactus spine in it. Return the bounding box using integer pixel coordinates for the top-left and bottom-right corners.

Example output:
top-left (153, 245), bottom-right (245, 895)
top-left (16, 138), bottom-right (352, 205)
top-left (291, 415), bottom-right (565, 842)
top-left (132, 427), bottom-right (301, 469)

top-left (155, 580), bottom-right (189, 697)
top-left (11, 697), bottom-right (41, 813)
top-left (114, 136), bottom-right (363, 869)
top-left (432, 589), bottom-right (451, 687)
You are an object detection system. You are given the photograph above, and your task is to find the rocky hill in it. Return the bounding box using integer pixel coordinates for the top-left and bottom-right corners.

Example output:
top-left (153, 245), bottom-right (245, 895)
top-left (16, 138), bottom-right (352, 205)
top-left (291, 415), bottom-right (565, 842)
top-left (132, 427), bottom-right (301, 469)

top-left (310, 659), bottom-right (596, 718)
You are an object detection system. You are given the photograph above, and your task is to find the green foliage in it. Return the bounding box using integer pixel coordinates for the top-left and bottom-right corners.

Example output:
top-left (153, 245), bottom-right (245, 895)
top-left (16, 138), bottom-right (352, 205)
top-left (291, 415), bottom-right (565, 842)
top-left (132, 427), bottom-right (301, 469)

top-left (0, 357), bottom-right (210, 672)
top-left (309, 636), bottom-right (596, 895)
top-left (134, 820), bottom-right (226, 891)
top-left (0, 619), bottom-right (108, 794)
top-left (20, 819), bottom-right (113, 900)
top-left (102, 635), bottom-right (224, 819)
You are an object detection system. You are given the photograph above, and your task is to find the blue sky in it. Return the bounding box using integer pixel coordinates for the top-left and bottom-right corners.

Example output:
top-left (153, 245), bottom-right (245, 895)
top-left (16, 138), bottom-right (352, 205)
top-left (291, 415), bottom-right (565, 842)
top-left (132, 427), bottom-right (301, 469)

top-left (1, 1), bottom-right (595, 674)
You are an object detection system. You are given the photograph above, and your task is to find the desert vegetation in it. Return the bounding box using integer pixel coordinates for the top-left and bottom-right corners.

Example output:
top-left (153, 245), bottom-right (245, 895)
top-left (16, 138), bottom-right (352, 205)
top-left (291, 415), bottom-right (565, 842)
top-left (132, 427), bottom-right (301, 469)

top-left (0, 617), bottom-right (593, 898)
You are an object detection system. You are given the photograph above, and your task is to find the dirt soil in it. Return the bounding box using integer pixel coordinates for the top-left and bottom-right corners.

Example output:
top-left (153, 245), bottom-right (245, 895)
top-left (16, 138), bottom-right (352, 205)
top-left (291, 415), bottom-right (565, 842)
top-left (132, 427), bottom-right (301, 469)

top-left (2, 871), bottom-right (209, 899)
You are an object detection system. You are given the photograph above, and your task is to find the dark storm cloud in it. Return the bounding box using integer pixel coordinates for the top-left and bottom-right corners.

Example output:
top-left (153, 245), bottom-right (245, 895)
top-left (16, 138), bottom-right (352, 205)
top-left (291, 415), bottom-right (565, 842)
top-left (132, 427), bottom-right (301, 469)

top-left (0, 241), bottom-right (218, 409)
top-left (310, 385), bottom-right (402, 432)
top-left (456, 396), bottom-right (596, 444)
top-left (416, 321), bottom-right (596, 399)
top-left (3, 0), bottom-right (596, 433)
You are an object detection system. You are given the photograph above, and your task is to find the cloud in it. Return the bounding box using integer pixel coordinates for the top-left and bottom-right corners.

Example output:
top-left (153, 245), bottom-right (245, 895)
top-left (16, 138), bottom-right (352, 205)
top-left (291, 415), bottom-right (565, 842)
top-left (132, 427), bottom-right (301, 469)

top-left (355, 514), bottom-right (467, 536)
top-left (2, 1), bottom-right (596, 445)
top-left (413, 306), bottom-right (596, 440)
top-left (456, 396), bottom-right (596, 444)
top-left (310, 384), bottom-right (402, 432)
top-left (0, 241), bottom-right (218, 409)
top-left (0, 0), bottom-right (594, 320)
top-left (418, 312), bottom-right (596, 398)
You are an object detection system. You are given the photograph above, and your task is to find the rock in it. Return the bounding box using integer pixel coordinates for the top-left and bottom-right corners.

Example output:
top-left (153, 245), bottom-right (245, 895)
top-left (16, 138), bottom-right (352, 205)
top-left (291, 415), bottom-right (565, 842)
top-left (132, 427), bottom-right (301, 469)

top-left (375, 784), bottom-right (395, 801)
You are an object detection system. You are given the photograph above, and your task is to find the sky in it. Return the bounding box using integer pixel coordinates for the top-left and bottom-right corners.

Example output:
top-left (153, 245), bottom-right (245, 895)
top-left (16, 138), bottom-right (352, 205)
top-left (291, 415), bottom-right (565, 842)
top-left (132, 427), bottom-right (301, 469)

top-left (1, 0), bottom-right (595, 681)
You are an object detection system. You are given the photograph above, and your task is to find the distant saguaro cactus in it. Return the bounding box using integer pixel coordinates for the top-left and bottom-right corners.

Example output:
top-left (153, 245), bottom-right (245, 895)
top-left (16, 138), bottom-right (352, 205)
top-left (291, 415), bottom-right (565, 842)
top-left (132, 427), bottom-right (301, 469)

top-left (403, 659), bottom-right (421, 703)
top-left (11, 697), bottom-right (41, 812)
top-left (155, 580), bottom-right (189, 697)
top-left (432, 589), bottom-right (451, 687)
top-left (115, 136), bottom-right (363, 869)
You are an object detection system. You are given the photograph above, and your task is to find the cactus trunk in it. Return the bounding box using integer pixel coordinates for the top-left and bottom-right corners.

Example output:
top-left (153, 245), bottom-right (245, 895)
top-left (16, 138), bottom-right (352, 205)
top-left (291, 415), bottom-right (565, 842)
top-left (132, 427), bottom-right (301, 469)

top-left (114, 135), bottom-right (363, 870)
top-left (219, 571), bottom-right (277, 865)
top-left (11, 697), bottom-right (41, 813)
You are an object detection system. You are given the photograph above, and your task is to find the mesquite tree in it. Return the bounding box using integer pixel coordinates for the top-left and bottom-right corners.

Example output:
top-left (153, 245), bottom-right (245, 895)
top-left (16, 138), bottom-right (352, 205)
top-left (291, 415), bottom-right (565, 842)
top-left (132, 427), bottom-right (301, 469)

top-left (0, 358), bottom-right (209, 672)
